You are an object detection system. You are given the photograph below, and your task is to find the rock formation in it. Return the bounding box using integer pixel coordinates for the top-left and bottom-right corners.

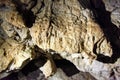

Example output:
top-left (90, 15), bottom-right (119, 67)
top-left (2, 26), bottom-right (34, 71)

top-left (0, 0), bottom-right (120, 80)
top-left (103, 0), bottom-right (120, 28)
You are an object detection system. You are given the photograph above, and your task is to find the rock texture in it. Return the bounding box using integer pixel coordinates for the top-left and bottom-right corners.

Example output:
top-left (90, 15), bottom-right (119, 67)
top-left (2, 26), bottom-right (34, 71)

top-left (30, 0), bottom-right (112, 58)
top-left (48, 68), bottom-right (96, 80)
top-left (103, 0), bottom-right (120, 28)
top-left (0, 0), bottom-right (120, 80)
top-left (0, 38), bottom-right (35, 78)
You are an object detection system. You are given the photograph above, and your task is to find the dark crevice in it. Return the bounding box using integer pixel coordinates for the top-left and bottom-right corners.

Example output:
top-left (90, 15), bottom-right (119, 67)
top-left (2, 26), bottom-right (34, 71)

top-left (12, 0), bottom-right (36, 28)
top-left (1, 57), bottom-right (46, 80)
top-left (49, 49), bottom-right (80, 76)
top-left (78, 0), bottom-right (120, 63)
top-left (21, 56), bottom-right (47, 76)
top-left (54, 59), bottom-right (80, 76)
top-left (1, 73), bottom-right (18, 80)
top-left (93, 36), bottom-right (104, 55)
top-left (110, 69), bottom-right (115, 77)
top-left (78, 0), bottom-right (92, 9)
top-left (36, 1), bottom-right (45, 14)
top-left (28, 0), bottom-right (37, 10)
top-left (21, 46), bottom-right (47, 76)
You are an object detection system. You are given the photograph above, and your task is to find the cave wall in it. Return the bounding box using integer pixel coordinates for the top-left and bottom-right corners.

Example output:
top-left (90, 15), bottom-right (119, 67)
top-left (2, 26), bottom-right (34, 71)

top-left (0, 0), bottom-right (120, 80)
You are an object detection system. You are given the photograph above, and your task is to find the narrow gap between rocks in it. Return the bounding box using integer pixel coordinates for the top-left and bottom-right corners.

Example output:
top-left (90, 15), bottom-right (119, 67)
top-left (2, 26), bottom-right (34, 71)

top-left (54, 59), bottom-right (80, 77)
top-left (12, 0), bottom-right (36, 28)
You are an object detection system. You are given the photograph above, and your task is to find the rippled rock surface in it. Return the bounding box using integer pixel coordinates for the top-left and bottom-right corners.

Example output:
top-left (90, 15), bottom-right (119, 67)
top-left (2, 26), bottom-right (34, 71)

top-left (0, 0), bottom-right (120, 80)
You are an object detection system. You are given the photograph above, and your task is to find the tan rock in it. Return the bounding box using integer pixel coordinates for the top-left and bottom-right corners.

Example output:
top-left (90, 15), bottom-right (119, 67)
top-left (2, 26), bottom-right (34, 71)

top-left (0, 1), bottom-right (25, 28)
top-left (0, 0), bottom-right (119, 80)
top-left (4, 11), bottom-right (25, 28)
top-left (30, 0), bottom-right (112, 59)
top-left (40, 60), bottom-right (56, 78)
top-left (40, 52), bottom-right (56, 78)
top-left (0, 38), bottom-right (35, 72)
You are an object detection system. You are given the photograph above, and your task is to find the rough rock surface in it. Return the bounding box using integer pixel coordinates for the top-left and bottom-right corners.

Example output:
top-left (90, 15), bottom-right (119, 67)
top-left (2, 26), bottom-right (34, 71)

top-left (103, 0), bottom-right (120, 12)
top-left (29, 0), bottom-right (112, 58)
top-left (103, 0), bottom-right (120, 28)
top-left (0, 0), bottom-right (120, 80)
top-left (0, 38), bottom-right (35, 78)
top-left (48, 68), bottom-right (96, 80)
top-left (111, 8), bottom-right (120, 28)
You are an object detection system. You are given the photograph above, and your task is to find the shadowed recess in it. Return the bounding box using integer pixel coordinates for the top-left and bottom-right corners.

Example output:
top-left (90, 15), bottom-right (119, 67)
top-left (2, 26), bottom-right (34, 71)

top-left (12, 0), bottom-right (36, 28)
top-left (78, 0), bottom-right (120, 63)
top-left (54, 59), bottom-right (80, 76)
top-left (1, 73), bottom-right (18, 80)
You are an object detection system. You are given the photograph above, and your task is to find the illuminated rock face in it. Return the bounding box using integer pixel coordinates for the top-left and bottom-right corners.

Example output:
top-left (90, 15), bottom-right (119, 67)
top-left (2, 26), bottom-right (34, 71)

top-left (0, 0), bottom-right (120, 80)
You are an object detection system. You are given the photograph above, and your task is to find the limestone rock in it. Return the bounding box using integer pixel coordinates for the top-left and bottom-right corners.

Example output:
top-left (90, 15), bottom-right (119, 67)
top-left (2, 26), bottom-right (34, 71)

top-left (30, 0), bottom-right (112, 58)
top-left (48, 68), bottom-right (96, 80)
top-left (111, 8), bottom-right (120, 28)
top-left (29, 0), bottom-right (113, 79)
top-left (4, 11), bottom-right (25, 28)
top-left (40, 52), bottom-right (57, 78)
top-left (0, 38), bottom-right (35, 72)
top-left (0, 0), bottom-right (119, 80)
top-left (0, 2), bottom-right (35, 74)
top-left (102, 0), bottom-right (120, 12)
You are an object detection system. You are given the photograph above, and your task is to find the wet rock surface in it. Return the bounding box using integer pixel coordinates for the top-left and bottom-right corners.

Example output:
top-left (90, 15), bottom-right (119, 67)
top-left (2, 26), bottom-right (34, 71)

top-left (0, 0), bottom-right (120, 80)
